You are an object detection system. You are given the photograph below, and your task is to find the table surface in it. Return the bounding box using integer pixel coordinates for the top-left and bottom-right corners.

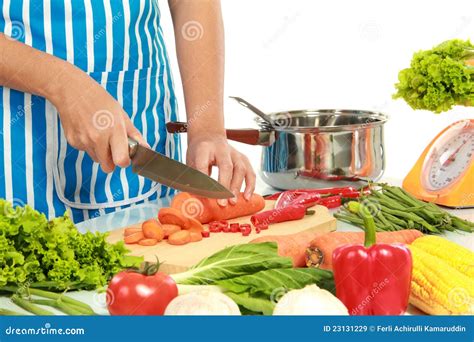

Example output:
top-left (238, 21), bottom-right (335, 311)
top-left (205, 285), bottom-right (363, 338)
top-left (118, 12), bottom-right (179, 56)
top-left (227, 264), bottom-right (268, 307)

top-left (1, 178), bottom-right (472, 315)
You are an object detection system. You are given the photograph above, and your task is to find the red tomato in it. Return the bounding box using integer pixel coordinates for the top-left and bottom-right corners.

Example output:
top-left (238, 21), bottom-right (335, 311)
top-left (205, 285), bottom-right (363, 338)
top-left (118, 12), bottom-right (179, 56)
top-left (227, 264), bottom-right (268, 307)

top-left (107, 271), bottom-right (178, 315)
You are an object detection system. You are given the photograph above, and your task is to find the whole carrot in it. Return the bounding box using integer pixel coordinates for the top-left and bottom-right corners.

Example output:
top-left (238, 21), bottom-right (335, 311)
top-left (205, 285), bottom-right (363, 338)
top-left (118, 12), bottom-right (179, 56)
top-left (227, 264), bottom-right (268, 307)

top-left (171, 192), bottom-right (265, 224)
top-left (306, 229), bottom-right (423, 270)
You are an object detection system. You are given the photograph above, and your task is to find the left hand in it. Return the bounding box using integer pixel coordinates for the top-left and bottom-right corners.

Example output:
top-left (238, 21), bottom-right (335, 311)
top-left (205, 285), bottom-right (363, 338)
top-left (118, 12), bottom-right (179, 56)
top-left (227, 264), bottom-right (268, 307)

top-left (186, 134), bottom-right (256, 206)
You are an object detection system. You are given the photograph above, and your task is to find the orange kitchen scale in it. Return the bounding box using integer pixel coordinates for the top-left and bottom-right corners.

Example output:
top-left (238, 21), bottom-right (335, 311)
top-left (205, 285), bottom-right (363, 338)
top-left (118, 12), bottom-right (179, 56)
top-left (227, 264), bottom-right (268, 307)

top-left (403, 119), bottom-right (474, 208)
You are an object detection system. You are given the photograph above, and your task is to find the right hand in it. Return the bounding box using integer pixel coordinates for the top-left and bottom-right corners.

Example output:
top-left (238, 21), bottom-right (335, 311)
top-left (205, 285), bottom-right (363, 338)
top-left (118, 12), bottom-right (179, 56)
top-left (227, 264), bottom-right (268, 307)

top-left (52, 71), bottom-right (148, 173)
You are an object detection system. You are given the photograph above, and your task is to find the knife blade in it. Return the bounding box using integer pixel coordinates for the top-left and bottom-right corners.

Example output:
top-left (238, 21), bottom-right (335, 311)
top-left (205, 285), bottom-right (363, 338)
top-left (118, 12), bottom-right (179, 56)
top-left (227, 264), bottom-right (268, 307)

top-left (128, 138), bottom-right (233, 199)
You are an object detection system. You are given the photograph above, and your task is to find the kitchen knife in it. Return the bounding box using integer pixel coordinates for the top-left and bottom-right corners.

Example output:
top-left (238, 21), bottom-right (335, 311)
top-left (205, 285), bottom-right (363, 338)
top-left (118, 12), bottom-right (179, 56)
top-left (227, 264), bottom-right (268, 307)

top-left (128, 138), bottom-right (233, 199)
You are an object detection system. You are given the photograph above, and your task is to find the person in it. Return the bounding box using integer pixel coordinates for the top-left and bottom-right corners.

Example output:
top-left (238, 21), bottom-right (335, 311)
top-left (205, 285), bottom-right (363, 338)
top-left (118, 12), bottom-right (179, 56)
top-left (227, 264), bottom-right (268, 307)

top-left (0, 0), bottom-right (256, 222)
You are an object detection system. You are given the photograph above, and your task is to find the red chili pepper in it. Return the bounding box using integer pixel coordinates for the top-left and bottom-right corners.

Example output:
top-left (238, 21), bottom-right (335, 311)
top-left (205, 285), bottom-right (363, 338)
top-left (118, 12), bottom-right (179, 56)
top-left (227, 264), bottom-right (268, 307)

top-left (230, 223), bottom-right (240, 233)
top-left (318, 195), bottom-right (342, 209)
top-left (264, 193), bottom-right (282, 200)
top-left (275, 191), bottom-right (322, 209)
top-left (333, 209), bottom-right (412, 315)
top-left (209, 226), bottom-right (221, 233)
top-left (218, 220), bottom-right (229, 228)
top-left (250, 205), bottom-right (312, 227)
top-left (201, 231), bottom-right (210, 238)
top-left (240, 224), bottom-right (251, 236)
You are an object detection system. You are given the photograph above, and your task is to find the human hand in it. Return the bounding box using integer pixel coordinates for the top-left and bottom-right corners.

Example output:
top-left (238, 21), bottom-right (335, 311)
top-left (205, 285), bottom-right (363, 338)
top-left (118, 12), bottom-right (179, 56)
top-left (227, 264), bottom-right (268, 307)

top-left (52, 71), bottom-right (148, 173)
top-left (186, 133), bottom-right (256, 206)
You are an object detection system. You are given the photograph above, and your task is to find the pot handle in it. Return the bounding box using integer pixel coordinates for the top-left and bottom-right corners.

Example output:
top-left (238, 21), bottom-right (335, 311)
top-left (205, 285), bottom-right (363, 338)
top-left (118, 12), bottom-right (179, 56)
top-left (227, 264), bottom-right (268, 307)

top-left (166, 121), bottom-right (275, 146)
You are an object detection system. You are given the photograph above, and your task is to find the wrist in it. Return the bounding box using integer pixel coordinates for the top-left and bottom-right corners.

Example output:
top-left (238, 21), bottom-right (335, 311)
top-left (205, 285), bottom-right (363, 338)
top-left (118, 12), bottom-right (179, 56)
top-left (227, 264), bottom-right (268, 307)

top-left (45, 62), bottom-right (92, 107)
top-left (187, 128), bottom-right (227, 144)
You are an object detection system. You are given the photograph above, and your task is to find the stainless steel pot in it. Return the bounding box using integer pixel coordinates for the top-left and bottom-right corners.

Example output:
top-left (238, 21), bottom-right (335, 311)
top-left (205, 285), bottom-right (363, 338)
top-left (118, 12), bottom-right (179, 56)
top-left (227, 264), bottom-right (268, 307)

top-left (256, 109), bottom-right (387, 189)
top-left (166, 109), bottom-right (388, 189)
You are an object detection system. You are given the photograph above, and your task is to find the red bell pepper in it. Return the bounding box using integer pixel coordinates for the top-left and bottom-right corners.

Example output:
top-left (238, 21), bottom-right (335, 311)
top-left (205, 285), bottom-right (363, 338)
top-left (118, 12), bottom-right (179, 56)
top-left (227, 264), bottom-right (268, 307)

top-left (332, 205), bottom-right (412, 315)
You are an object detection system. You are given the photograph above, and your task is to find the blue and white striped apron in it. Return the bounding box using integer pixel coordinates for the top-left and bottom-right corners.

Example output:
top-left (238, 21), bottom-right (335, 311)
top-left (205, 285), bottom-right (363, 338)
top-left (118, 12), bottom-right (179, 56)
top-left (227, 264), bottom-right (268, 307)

top-left (0, 0), bottom-right (180, 222)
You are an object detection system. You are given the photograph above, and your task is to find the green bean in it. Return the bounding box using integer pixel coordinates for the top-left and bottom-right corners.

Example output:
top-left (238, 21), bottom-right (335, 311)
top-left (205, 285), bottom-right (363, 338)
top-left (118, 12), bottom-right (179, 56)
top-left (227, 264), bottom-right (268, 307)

top-left (379, 206), bottom-right (439, 233)
top-left (333, 213), bottom-right (364, 225)
top-left (383, 212), bottom-right (408, 227)
top-left (11, 296), bottom-right (54, 316)
top-left (452, 217), bottom-right (474, 232)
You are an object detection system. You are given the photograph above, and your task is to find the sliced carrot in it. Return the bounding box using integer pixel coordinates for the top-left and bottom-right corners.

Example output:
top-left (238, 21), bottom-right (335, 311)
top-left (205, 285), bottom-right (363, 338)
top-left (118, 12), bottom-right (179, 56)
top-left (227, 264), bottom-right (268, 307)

top-left (170, 192), bottom-right (194, 213)
top-left (124, 227), bottom-right (142, 236)
top-left (168, 230), bottom-right (191, 246)
top-left (158, 207), bottom-right (187, 227)
top-left (124, 232), bottom-right (144, 244)
top-left (138, 238), bottom-right (158, 246)
top-left (189, 231), bottom-right (203, 242)
top-left (183, 217), bottom-right (203, 232)
top-left (162, 224), bottom-right (181, 238)
top-left (142, 219), bottom-right (164, 242)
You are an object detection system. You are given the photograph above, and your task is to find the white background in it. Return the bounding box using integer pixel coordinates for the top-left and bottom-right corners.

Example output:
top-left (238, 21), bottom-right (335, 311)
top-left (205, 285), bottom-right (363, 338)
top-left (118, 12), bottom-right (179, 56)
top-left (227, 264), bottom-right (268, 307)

top-left (158, 0), bottom-right (473, 187)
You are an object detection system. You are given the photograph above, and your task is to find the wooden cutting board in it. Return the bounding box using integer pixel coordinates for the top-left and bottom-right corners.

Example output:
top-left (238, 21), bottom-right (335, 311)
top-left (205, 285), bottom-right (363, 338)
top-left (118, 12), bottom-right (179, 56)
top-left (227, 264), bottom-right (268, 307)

top-left (106, 201), bottom-right (336, 274)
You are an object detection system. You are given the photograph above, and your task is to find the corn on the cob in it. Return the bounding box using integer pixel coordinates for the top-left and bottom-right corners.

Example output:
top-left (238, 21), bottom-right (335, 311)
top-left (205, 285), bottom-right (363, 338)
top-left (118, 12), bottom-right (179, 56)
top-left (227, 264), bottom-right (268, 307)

top-left (408, 245), bottom-right (474, 315)
top-left (411, 236), bottom-right (474, 278)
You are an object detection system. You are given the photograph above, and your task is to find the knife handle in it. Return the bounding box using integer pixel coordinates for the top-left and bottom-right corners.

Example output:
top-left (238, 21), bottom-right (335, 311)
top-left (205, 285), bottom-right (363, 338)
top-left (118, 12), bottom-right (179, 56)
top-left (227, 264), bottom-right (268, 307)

top-left (166, 121), bottom-right (275, 146)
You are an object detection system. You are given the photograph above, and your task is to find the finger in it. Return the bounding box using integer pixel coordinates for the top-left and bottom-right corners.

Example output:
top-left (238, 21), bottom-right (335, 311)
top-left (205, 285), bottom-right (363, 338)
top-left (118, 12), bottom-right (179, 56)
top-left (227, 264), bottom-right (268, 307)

top-left (96, 139), bottom-right (115, 173)
top-left (216, 150), bottom-right (233, 207)
top-left (86, 147), bottom-right (99, 163)
top-left (124, 115), bottom-right (150, 148)
top-left (110, 123), bottom-right (131, 168)
top-left (188, 147), bottom-right (212, 176)
top-left (229, 157), bottom-right (246, 205)
top-left (243, 156), bottom-right (256, 200)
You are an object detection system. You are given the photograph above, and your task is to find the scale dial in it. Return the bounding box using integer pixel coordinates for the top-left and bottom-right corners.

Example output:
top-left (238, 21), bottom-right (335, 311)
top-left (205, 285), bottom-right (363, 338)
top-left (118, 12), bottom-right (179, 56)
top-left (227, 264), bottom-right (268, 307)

top-left (422, 120), bottom-right (474, 191)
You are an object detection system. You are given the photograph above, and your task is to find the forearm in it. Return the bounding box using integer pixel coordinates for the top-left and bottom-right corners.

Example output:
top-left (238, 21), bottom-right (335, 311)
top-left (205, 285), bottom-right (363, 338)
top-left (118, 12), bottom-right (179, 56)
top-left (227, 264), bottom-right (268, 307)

top-left (0, 33), bottom-right (86, 106)
top-left (169, 0), bottom-right (225, 138)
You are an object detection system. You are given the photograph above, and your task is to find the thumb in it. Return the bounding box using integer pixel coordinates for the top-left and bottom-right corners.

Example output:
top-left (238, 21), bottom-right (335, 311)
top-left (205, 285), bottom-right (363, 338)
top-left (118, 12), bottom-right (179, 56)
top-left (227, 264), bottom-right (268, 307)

top-left (124, 116), bottom-right (150, 148)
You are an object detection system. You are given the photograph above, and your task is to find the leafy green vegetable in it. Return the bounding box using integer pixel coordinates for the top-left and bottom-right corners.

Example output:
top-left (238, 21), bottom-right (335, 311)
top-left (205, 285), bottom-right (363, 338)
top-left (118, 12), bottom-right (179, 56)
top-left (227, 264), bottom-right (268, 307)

top-left (225, 291), bottom-right (275, 316)
top-left (171, 242), bottom-right (292, 285)
top-left (218, 268), bottom-right (335, 315)
top-left (0, 199), bottom-right (141, 291)
top-left (171, 243), bottom-right (336, 315)
top-left (216, 268), bottom-right (335, 297)
top-left (393, 39), bottom-right (474, 113)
